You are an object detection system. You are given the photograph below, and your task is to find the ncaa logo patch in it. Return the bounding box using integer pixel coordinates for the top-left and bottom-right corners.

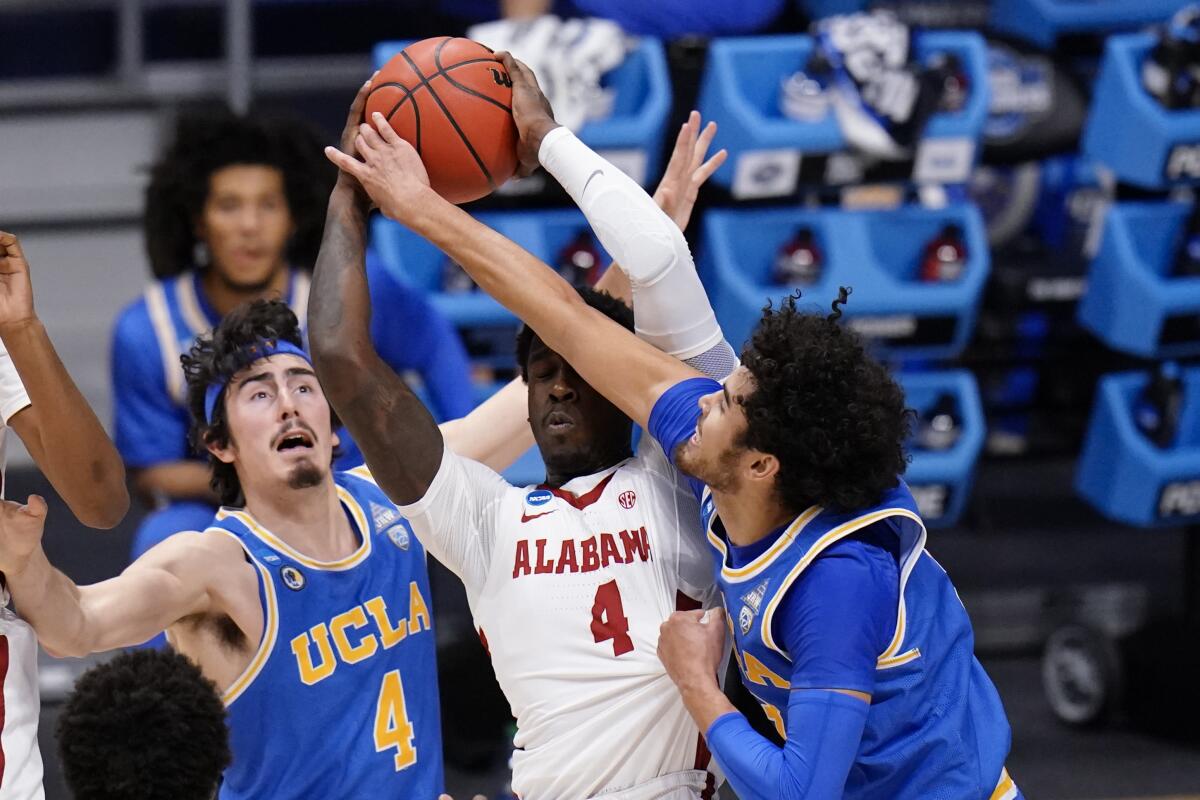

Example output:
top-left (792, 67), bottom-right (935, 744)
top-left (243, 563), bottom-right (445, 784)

top-left (525, 489), bottom-right (553, 507)
top-left (385, 522), bottom-right (411, 551)
top-left (618, 490), bottom-right (637, 509)
top-left (280, 565), bottom-right (306, 591)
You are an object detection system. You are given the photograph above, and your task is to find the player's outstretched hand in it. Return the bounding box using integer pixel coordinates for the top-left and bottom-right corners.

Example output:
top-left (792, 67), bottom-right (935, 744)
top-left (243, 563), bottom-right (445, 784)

top-left (0, 495), bottom-right (48, 577)
top-left (494, 52), bottom-right (559, 178)
top-left (657, 608), bottom-right (726, 692)
top-left (0, 231), bottom-right (37, 335)
top-left (653, 111), bottom-right (727, 232)
top-left (325, 112), bottom-right (432, 222)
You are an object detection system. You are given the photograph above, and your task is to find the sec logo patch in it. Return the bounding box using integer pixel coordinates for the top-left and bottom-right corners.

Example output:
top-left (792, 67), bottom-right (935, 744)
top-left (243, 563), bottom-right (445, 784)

top-left (618, 490), bottom-right (636, 509)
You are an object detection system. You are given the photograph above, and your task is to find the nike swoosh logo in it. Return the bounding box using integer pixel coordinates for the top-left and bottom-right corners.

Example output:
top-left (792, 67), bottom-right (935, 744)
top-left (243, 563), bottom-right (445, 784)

top-left (582, 169), bottom-right (604, 196)
top-left (521, 510), bottom-right (557, 523)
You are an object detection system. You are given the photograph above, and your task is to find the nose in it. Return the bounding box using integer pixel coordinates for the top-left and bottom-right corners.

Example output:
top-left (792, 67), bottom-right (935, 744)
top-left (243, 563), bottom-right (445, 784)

top-left (549, 374), bottom-right (578, 404)
top-left (277, 388), bottom-right (300, 420)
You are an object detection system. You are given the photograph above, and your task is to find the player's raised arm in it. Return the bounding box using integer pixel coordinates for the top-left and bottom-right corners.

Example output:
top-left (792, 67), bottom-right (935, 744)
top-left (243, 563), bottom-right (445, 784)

top-left (0, 232), bottom-right (129, 529)
top-left (308, 79), bottom-right (446, 506)
top-left (0, 495), bottom-right (233, 656)
top-left (325, 77), bottom-right (701, 430)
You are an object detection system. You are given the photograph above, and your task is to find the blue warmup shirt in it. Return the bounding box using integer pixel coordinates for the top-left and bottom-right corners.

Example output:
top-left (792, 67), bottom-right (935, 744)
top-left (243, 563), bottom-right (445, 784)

top-left (209, 467), bottom-right (444, 799)
top-left (111, 252), bottom-right (474, 471)
top-left (648, 377), bottom-right (1016, 800)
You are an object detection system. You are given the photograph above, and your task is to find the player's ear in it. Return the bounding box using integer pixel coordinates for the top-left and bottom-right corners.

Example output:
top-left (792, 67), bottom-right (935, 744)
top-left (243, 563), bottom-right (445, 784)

top-left (746, 451), bottom-right (779, 484)
top-left (205, 430), bottom-right (237, 465)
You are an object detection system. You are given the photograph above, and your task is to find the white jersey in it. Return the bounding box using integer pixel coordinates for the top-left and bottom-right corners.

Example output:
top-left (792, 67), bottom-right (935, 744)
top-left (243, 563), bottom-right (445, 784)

top-left (0, 338), bottom-right (41, 800)
top-left (398, 436), bottom-right (718, 800)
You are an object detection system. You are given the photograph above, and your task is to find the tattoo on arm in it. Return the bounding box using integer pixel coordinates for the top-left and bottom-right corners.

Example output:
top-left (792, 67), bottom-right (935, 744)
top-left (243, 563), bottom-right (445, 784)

top-left (308, 189), bottom-right (444, 504)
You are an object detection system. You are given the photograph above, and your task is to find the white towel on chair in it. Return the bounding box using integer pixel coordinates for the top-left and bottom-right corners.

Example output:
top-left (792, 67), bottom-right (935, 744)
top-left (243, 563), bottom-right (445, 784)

top-left (468, 15), bottom-right (630, 132)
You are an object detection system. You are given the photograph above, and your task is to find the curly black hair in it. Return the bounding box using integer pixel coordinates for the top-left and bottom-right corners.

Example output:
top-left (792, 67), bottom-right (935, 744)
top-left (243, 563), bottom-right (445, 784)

top-left (515, 286), bottom-right (635, 380)
top-left (183, 298), bottom-right (339, 506)
top-left (144, 107), bottom-right (335, 279)
top-left (739, 291), bottom-right (912, 514)
top-left (57, 649), bottom-right (231, 800)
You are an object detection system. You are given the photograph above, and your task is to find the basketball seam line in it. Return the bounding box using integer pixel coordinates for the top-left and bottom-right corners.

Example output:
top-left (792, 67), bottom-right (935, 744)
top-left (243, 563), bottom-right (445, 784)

top-left (381, 84), bottom-right (421, 156)
top-left (369, 55), bottom-right (509, 121)
top-left (402, 44), bottom-right (496, 190)
top-left (433, 46), bottom-right (513, 115)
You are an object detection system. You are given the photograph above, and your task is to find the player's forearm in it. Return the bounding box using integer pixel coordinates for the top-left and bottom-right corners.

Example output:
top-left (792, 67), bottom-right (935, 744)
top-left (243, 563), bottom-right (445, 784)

top-left (309, 185), bottom-right (379, 393)
top-left (312, 184), bottom-right (445, 504)
top-left (7, 547), bottom-right (95, 657)
top-left (440, 377), bottom-right (535, 472)
top-left (1, 319), bottom-right (128, 528)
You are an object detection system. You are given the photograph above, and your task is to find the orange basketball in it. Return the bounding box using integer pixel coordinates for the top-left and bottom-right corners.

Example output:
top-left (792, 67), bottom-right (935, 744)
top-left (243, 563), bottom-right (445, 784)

top-left (365, 37), bottom-right (520, 204)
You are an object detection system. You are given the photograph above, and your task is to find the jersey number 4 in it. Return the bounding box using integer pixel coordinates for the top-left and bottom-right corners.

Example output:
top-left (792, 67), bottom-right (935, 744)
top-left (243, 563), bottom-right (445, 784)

top-left (591, 579), bottom-right (634, 656)
top-left (375, 670), bottom-right (417, 771)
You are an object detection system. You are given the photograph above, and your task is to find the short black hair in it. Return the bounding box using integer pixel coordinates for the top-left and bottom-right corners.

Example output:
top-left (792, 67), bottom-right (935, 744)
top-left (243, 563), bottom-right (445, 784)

top-left (740, 292), bottom-right (912, 514)
top-left (515, 286), bottom-right (635, 380)
top-left (57, 649), bottom-right (231, 800)
top-left (182, 298), bottom-right (338, 506)
top-left (144, 107), bottom-right (334, 279)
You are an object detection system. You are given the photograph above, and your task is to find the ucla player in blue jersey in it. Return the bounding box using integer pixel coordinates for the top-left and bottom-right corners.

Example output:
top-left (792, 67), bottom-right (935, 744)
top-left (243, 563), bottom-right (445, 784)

top-left (335, 52), bottom-right (1020, 800)
top-left (112, 107), bottom-right (474, 576)
top-left (2, 297), bottom-right (444, 799)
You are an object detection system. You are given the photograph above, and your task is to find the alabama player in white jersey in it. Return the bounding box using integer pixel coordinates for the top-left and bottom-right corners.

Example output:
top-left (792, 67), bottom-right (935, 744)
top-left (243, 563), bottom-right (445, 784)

top-left (0, 231), bottom-right (129, 799)
top-left (314, 87), bottom-right (732, 797)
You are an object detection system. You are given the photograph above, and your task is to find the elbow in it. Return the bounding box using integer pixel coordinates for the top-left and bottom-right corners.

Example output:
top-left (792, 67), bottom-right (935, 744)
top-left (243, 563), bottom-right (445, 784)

top-left (65, 461), bottom-right (131, 530)
top-left (70, 485), bottom-right (130, 530)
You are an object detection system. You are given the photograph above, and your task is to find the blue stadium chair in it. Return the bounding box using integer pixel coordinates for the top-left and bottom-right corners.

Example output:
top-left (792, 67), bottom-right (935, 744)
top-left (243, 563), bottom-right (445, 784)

top-left (1076, 367), bottom-right (1200, 526)
top-left (1083, 33), bottom-right (1200, 189)
top-left (990, 0), bottom-right (1192, 50)
top-left (372, 37), bottom-right (671, 186)
top-left (696, 32), bottom-right (988, 198)
top-left (1077, 201), bottom-right (1200, 358)
top-left (900, 370), bottom-right (986, 527)
top-left (698, 204), bottom-right (989, 359)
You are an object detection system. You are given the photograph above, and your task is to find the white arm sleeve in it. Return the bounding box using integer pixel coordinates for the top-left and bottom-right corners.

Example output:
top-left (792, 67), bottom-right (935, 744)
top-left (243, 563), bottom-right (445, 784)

top-left (538, 127), bottom-right (733, 372)
top-left (395, 446), bottom-right (509, 599)
top-left (0, 339), bottom-right (31, 424)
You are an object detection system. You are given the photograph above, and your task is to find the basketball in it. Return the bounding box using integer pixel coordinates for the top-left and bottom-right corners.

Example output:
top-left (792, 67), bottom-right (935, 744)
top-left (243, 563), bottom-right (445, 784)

top-left (365, 37), bottom-right (520, 204)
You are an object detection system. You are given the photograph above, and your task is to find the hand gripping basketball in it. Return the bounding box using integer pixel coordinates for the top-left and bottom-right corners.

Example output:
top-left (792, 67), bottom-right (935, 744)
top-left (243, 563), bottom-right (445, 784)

top-left (325, 113), bottom-right (431, 223)
top-left (363, 37), bottom-right (521, 204)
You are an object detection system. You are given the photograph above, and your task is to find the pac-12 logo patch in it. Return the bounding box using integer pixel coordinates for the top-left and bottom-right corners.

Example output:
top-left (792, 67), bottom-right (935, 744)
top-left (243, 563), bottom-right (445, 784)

top-left (385, 522), bottom-right (411, 551)
top-left (525, 490), bottom-right (553, 507)
top-left (618, 490), bottom-right (637, 509)
top-left (739, 579), bottom-right (770, 635)
top-left (280, 565), bottom-right (306, 591)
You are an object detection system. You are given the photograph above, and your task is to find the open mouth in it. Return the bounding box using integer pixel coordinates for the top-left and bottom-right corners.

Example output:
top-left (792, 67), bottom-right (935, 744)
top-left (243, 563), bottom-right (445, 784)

top-left (275, 429), bottom-right (315, 452)
top-left (545, 410), bottom-right (575, 433)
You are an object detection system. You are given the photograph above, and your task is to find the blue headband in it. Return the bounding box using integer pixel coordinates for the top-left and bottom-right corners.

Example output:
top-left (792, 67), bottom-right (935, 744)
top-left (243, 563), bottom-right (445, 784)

top-left (204, 339), bottom-right (313, 425)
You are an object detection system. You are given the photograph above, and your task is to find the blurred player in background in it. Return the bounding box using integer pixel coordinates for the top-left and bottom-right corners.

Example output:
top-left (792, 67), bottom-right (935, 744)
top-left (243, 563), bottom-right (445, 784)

top-left (112, 109), bottom-right (475, 579)
top-left (3, 298), bottom-right (444, 799)
top-left (0, 231), bottom-right (129, 799)
top-left (317, 72), bottom-right (733, 797)
top-left (57, 648), bottom-right (231, 800)
top-left (333, 52), bottom-right (1019, 800)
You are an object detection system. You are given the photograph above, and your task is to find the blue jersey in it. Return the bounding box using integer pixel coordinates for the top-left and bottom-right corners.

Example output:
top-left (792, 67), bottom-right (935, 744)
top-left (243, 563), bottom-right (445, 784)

top-left (207, 468), bottom-right (444, 799)
top-left (111, 256), bottom-right (473, 471)
top-left (705, 482), bottom-right (1013, 800)
top-left (649, 378), bottom-right (1013, 800)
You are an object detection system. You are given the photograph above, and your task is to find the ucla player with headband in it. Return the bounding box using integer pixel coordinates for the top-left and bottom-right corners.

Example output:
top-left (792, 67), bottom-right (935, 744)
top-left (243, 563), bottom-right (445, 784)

top-left (334, 53), bottom-right (1020, 800)
top-left (0, 297), bottom-right (444, 799)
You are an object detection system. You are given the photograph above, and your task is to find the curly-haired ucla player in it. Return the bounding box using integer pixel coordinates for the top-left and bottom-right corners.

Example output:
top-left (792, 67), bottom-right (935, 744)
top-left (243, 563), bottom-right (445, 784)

top-left (1, 299), bottom-right (443, 799)
top-left (332, 51), bottom-right (1019, 800)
